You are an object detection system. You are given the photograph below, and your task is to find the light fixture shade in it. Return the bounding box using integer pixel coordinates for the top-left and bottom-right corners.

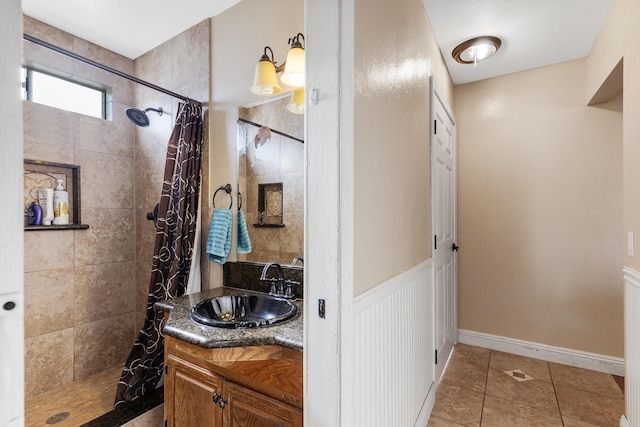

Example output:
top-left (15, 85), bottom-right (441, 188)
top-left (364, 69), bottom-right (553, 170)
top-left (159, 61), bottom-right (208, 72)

top-left (287, 87), bottom-right (305, 114)
top-left (452, 36), bottom-right (501, 65)
top-left (281, 46), bottom-right (305, 87)
top-left (251, 59), bottom-right (282, 96)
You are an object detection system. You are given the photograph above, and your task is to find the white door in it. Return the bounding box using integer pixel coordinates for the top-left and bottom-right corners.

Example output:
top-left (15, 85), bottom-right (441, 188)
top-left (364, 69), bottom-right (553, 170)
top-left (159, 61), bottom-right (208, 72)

top-left (431, 82), bottom-right (457, 381)
top-left (1, 1), bottom-right (25, 425)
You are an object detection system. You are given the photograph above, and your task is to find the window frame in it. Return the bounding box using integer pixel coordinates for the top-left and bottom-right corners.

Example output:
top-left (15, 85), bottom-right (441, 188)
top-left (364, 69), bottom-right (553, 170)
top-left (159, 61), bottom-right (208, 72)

top-left (22, 65), bottom-right (108, 119)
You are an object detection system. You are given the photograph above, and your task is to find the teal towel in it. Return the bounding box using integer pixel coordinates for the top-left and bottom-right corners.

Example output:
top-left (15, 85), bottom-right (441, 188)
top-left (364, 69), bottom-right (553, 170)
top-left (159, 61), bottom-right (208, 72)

top-left (206, 208), bottom-right (232, 264)
top-left (237, 210), bottom-right (252, 254)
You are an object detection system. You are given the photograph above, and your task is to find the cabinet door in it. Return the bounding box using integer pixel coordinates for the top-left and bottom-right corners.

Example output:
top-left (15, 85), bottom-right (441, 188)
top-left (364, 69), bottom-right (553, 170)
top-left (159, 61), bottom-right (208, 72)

top-left (223, 381), bottom-right (302, 427)
top-left (166, 356), bottom-right (222, 427)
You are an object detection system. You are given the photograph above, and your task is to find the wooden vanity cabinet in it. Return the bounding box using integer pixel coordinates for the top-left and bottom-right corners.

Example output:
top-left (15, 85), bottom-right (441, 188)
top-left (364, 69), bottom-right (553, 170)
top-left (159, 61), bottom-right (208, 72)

top-left (164, 336), bottom-right (303, 427)
top-left (223, 381), bottom-right (302, 427)
top-left (166, 356), bottom-right (222, 427)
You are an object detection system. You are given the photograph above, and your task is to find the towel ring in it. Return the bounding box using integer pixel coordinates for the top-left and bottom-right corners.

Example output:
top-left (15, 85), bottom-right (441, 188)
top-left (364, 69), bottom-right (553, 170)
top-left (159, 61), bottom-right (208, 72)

top-left (213, 184), bottom-right (233, 209)
top-left (238, 191), bottom-right (243, 210)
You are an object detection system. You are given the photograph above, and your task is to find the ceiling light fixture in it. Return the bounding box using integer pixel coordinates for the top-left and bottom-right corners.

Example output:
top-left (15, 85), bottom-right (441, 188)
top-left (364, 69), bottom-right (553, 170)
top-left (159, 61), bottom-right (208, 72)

top-left (251, 33), bottom-right (305, 114)
top-left (452, 36), bottom-right (501, 66)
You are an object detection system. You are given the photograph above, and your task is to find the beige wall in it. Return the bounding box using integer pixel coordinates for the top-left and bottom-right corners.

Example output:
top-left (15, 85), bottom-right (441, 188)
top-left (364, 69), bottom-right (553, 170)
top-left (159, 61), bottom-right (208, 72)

top-left (587, 0), bottom-right (640, 273)
top-left (23, 16), bottom-right (137, 397)
top-left (352, 0), bottom-right (454, 296)
top-left (210, 0), bottom-right (304, 286)
top-left (456, 59), bottom-right (623, 357)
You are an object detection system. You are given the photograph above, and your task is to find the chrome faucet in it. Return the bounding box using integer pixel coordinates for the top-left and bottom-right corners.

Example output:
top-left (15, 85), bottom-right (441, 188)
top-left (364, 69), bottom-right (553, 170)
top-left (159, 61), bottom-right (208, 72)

top-left (291, 256), bottom-right (304, 267)
top-left (260, 262), bottom-right (284, 297)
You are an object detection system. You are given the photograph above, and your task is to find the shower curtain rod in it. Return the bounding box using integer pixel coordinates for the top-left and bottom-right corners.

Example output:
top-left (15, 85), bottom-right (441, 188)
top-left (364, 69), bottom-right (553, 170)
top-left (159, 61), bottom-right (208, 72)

top-left (237, 117), bottom-right (304, 144)
top-left (23, 34), bottom-right (200, 105)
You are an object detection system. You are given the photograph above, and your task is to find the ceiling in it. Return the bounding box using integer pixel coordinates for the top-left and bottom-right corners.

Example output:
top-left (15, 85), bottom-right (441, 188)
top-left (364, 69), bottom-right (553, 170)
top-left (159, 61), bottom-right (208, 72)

top-left (22, 0), bottom-right (613, 85)
top-left (424, 0), bottom-right (613, 84)
top-left (21, 0), bottom-right (241, 60)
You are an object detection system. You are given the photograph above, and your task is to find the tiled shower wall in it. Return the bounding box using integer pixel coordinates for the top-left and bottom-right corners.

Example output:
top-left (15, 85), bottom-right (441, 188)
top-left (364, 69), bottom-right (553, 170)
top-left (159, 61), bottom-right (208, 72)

top-left (22, 16), bottom-right (211, 398)
top-left (132, 19), bottom-right (211, 332)
top-left (23, 16), bottom-right (137, 398)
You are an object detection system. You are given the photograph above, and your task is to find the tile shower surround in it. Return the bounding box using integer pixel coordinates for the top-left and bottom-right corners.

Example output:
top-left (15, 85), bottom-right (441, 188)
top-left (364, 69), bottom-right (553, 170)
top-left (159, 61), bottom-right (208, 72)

top-left (22, 15), bottom-right (211, 399)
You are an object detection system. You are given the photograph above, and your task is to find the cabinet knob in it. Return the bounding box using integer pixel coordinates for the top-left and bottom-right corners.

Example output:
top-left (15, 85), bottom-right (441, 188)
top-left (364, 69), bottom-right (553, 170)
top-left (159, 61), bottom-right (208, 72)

top-left (218, 398), bottom-right (227, 409)
top-left (212, 393), bottom-right (222, 403)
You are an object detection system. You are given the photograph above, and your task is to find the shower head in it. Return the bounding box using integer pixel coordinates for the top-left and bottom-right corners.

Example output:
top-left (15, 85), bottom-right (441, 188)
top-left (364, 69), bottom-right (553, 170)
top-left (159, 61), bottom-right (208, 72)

top-left (125, 107), bottom-right (163, 127)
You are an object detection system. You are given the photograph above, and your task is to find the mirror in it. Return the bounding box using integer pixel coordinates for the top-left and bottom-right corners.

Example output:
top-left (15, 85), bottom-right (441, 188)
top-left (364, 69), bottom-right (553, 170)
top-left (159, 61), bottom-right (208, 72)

top-left (237, 96), bottom-right (304, 265)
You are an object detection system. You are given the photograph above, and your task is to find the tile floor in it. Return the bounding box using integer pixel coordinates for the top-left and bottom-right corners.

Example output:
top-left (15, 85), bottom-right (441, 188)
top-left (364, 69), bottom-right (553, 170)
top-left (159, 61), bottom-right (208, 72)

top-left (25, 366), bottom-right (163, 427)
top-left (428, 344), bottom-right (625, 427)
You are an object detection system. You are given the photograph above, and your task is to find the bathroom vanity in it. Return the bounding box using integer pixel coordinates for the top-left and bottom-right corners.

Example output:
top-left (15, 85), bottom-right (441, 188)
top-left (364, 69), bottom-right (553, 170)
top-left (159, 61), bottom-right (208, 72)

top-left (157, 288), bottom-right (303, 427)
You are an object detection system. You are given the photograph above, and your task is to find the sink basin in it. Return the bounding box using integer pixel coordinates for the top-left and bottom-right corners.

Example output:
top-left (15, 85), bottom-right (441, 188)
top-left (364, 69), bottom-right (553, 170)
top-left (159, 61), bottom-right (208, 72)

top-left (190, 294), bottom-right (298, 328)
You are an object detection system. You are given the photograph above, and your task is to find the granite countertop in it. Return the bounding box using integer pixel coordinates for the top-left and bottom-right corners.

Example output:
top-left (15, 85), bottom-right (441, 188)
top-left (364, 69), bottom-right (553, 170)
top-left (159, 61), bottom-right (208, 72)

top-left (155, 287), bottom-right (303, 351)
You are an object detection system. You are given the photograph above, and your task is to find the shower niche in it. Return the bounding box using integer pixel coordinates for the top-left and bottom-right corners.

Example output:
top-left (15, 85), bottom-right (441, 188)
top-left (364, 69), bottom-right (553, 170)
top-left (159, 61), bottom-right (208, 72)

top-left (23, 159), bottom-right (88, 231)
top-left (255, 182), bottom-right (285, 227)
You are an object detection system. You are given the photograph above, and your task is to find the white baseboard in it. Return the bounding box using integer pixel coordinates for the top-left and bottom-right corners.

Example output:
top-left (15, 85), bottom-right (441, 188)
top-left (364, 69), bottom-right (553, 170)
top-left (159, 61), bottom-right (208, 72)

top-left (620, 415), bottom-right (631, 427)
top-left (458, 329), bottom-right (624, 376)
top-left (414, 384), bottom-right (437, 427)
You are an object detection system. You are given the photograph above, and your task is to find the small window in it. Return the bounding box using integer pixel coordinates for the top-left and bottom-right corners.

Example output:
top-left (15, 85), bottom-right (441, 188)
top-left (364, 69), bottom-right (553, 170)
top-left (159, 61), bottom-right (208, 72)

top-left (22, 67), bottom-right (106, 119)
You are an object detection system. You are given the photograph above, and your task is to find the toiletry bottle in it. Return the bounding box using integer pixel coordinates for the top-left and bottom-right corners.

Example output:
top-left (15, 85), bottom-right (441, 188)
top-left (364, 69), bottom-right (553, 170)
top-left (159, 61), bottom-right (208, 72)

top-left (38, 188), bottom-right (54, 225)
top-left (27, 202), bottom-right (42, 226)
top-left (53, 179), bottom-right (69, 225)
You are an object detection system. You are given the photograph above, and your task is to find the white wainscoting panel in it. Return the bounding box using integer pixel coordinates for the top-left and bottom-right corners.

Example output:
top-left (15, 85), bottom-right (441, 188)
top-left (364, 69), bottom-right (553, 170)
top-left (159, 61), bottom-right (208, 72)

top-left (353, 260), bottom-right (435, 426)
top-left (624, 267), bottom-right (640, 427)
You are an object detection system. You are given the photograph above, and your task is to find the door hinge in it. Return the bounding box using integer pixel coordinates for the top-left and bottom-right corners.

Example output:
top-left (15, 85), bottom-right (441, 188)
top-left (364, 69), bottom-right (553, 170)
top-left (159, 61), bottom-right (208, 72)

top-left (164, 365), bottom-right (168, 375)
top-left (318, 299), bottom-right (325, 319)
top-left (435, 349), bottom-right (438, 365)
top-left (164, 420), bottom-right (167, 427)
top-left (434, 119), bottom-right (437, 134)
top-left (434, 235), bottom-right (437, 250)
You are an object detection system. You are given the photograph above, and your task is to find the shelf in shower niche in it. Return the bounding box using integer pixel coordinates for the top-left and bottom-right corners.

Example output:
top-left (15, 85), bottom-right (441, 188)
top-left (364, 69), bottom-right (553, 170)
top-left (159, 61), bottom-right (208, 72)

top-left (252, 223), bottom-right (286, 228)
top-left (23, 159), bottom-right (88, 231)
top-left (25, 224), bottom-right (90, 231)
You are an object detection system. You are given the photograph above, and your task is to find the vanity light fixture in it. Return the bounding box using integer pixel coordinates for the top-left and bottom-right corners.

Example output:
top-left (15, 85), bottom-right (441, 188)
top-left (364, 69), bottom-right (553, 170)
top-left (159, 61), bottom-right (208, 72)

top-left (251, 46), bottom-right (283, 96)
top-left (251, 33), bottom-right (305, 114)
top-left (287, 87), bottom-right (305, 114)
top-left (452, 36), bottom-right (501, 65)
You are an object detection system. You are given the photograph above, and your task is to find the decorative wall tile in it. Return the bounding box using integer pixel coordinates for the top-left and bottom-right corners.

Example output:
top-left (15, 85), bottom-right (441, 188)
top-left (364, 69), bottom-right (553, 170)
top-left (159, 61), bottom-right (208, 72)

top-left (75, 261), bottom-right (135, 324)
top-left (24, 268), bottom-right (74, 338)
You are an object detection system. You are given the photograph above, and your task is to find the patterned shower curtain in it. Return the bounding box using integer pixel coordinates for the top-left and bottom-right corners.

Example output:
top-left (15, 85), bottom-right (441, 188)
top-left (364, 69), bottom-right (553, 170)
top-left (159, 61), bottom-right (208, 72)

top-left (114, 99), bottom-right (203, 406)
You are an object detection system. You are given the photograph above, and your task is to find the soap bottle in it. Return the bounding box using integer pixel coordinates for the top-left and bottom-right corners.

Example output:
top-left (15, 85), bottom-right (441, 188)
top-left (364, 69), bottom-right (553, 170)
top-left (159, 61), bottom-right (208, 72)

top-left (52, 179), bottom-right (69, 225)
top-left (27, 202), bottom-right (42, 226)
top-left (38, 188), bottom-right (54, 225)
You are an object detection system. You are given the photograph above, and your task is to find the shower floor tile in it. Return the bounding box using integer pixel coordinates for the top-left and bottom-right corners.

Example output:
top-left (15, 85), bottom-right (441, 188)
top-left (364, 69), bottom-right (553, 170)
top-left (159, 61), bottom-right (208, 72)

top-left (25, 366), bottom-right (122, 427)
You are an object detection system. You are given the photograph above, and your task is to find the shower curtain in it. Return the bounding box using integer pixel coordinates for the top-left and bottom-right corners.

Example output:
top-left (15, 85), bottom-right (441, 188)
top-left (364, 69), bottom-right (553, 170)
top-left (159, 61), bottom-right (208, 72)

top-left (115, 99), bottom-right (203, 406)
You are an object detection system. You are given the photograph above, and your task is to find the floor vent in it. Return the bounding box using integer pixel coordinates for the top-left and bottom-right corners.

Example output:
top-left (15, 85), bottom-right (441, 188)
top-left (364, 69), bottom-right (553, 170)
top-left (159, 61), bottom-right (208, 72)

top-left (46, 412), bottom-right (71, 424)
